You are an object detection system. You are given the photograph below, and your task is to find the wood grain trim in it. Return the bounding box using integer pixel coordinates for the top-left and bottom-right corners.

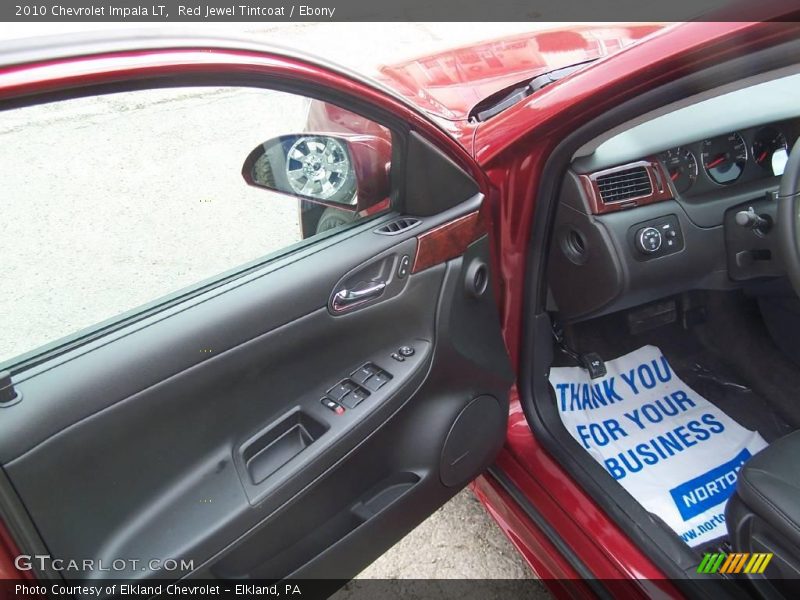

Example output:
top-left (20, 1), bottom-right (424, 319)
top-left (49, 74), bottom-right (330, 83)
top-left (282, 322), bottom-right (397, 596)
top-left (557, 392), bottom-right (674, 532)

top-left (582, 159), bottom-right (672, 215)
top-left (412, 211), bottom-right (485, 274)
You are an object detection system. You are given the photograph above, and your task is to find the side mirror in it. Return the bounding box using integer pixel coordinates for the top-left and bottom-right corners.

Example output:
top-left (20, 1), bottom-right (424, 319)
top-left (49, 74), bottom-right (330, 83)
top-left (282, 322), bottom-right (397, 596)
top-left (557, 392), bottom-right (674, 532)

top-left (242, 133), bottom-right (391, 212)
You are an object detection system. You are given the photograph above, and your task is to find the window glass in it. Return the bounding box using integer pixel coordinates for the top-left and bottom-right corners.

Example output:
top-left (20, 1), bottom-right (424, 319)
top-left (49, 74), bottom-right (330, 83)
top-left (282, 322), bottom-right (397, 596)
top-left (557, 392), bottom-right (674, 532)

top-left (0, 86), bottom-right (392, 364)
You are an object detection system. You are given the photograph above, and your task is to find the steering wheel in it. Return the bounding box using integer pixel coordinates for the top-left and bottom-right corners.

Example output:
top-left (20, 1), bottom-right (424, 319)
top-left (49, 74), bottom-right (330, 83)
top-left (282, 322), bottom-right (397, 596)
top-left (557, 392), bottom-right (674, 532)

top-left (778, 139), bottom-right (800, 296)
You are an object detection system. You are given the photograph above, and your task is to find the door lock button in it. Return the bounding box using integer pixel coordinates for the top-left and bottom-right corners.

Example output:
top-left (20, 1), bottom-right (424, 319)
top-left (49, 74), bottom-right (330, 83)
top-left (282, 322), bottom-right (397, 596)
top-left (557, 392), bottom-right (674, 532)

top-left (397, 255), bottom-right (411, 279)
top-left (390, 352), bottom-right (405, 362)
top-left (321, 397), bottom-right (345, 415)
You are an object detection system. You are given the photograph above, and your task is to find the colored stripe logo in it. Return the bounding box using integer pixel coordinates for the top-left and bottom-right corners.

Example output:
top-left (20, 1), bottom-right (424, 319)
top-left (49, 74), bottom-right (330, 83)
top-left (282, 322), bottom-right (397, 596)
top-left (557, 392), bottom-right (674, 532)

top-left (697, 552), bottom-right (773, 574)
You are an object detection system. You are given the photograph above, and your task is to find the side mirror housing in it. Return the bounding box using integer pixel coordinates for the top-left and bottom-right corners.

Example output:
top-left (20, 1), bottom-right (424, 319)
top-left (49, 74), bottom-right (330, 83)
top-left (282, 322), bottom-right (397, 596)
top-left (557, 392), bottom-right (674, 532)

top-left (242, 133), bottom-right (391, 212)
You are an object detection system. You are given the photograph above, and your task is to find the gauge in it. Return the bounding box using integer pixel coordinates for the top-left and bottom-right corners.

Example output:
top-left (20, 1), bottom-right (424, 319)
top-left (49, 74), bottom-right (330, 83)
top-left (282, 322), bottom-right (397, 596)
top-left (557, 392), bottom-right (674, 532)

top-left (660, 147), bottom-right (698, 194)
top-left (752, 126), bottom-right (789, 175)
top-left (701, 132), bottom-right (748, 185)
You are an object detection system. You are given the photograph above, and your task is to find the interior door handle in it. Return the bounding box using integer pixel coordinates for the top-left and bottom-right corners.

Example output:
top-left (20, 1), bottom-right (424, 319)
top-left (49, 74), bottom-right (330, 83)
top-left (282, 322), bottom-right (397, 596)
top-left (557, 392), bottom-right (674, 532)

top-left (332, 281), bottom-right (387, 313)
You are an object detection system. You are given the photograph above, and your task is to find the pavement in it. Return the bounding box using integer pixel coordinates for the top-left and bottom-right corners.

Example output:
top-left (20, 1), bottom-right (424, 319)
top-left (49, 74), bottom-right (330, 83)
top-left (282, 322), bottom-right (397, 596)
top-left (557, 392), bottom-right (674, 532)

top-left (354, 487), bottom-right (542, 581)
top-left (0, 22), bottom-right (553, 588)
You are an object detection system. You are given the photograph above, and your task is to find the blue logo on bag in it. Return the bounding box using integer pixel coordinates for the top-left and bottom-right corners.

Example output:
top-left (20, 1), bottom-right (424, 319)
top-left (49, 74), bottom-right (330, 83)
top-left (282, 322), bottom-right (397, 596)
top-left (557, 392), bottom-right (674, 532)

top-left (669, 449), bottom-right (751, 521)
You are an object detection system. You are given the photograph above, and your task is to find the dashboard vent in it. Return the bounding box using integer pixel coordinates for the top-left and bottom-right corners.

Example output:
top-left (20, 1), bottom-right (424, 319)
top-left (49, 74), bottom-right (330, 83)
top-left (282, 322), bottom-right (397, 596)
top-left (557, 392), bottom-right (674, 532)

top-left (375, 217), bottom-right (421, 235)
top-left (596, 166), bottom-right (653, 204)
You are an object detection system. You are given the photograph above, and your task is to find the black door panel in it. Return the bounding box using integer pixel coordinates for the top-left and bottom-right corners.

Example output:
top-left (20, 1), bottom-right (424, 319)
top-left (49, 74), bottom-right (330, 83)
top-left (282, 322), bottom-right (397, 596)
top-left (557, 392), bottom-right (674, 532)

top-left (5, 263), bottom-right (442, 579)
top-left (0, 194), bottom-right (480, 462)
top-left (2, 198), bottom-right (512, 583)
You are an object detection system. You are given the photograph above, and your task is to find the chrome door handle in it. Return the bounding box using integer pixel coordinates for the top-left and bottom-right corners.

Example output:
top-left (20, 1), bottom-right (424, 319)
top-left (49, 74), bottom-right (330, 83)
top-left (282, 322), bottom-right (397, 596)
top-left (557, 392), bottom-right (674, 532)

top-left (332, 281), bottom-right (386, 313)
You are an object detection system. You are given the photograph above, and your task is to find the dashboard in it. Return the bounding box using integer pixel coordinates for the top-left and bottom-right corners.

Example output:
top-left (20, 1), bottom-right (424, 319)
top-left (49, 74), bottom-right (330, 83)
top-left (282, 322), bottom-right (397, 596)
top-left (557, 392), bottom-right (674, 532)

top-left (548, 116), bottom-right (798, 322)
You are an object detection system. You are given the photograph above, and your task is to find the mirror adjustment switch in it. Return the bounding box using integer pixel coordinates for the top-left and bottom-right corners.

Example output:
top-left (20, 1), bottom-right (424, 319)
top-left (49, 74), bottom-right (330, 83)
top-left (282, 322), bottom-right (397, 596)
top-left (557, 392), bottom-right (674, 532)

top-left (321, 397), bottom-right (345, 415)
top-left (327, 380), bottom-right (355, 401)
top-left (398, 345), bottom-right (415, 357)
top-left (341, 387), bottom-right (369, 409)
top-left (364, 371), bottom-right (391, 391)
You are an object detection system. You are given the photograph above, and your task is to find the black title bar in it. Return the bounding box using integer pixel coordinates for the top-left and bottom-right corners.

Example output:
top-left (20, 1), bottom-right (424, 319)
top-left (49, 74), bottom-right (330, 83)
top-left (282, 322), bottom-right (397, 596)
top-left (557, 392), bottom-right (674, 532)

top-left (2, 0), bottom-right (799, 22)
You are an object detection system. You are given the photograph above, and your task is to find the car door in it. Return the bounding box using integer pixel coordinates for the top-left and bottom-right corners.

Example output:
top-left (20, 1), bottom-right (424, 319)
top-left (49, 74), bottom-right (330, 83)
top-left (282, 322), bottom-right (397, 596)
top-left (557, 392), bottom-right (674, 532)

top-left (0, 35), bottom-right (513, 584)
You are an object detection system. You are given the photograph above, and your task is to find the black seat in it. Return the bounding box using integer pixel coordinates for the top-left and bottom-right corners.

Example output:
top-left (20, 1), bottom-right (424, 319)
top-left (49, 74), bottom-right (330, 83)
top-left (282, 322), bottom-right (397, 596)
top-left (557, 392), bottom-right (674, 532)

top-left (727, 431), bottom-right (800, 594)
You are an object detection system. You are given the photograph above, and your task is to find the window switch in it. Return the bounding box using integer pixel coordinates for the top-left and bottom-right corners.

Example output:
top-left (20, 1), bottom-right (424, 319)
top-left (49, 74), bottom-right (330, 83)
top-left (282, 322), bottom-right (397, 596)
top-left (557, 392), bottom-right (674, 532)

top-left (351, 364), bottom-right (376, 385)
top-left (327, 380), bottom-right (355, 401)
top-left (321, 397), bottom-right (345, 415)
top-left (341, 387), bottom-right (369, 409)
top-left (364, 371), bottom-right (391, 391)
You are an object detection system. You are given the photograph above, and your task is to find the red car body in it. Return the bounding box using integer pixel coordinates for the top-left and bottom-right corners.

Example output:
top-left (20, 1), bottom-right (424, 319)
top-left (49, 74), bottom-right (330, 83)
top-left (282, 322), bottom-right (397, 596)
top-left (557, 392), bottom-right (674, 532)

top-left (307, 24), bottom-right (663, 156)
top-left (314, 18), bottom-right (800, 593)
top-left (1, 15), bottom-right (799, 596)
top-left (303, 24), bottom-right (661, 233)
top-left (375, 24), bottom-right (664, 121)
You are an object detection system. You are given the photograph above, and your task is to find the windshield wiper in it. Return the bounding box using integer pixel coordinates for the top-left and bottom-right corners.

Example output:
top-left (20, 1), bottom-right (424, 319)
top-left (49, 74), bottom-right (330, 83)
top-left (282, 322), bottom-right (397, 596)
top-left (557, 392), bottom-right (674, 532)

top-left (470, 59), bottom-right (597, 122)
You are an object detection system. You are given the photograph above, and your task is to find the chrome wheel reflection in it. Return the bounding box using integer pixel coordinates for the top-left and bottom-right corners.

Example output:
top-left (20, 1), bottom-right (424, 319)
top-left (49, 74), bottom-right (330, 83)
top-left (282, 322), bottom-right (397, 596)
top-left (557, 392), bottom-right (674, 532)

top-left (285, 136), bottom-right (351, 200)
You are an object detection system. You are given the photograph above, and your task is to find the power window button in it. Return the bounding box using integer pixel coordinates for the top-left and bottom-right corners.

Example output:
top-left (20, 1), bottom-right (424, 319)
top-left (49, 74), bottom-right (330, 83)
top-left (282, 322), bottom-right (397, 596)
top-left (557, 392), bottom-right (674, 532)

top-left (327, 380), bottom-right (355, 401)
top-left (364, 371), bottom-right (391, 391)
top-left (351, 364), bottom-right (376, 385)
top-left (341, 387), bottom-right (369, 409)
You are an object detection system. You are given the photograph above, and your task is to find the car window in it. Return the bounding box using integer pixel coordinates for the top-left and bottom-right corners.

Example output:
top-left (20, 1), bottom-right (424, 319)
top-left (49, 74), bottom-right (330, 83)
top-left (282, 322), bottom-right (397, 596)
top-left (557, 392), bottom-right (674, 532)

top-left (0, 86), bottom-right (392, 365)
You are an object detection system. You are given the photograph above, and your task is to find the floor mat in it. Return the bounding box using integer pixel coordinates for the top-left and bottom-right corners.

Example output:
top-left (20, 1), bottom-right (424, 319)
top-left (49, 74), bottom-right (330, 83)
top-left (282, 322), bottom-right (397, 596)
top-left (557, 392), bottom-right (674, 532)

top-left (549, 345), bottom-right (767, 547)
top-left (556, 293), bottom-right (799, 439)
top-left (677, 362), bottom-right (792, 443)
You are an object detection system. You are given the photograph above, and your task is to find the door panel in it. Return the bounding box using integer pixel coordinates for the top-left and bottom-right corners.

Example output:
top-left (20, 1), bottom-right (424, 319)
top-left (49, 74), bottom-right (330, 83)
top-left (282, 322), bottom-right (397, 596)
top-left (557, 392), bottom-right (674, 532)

top-left (0, 41), bottom-right (513, 585)
top-left (2, 200), bottom-right (512, 583)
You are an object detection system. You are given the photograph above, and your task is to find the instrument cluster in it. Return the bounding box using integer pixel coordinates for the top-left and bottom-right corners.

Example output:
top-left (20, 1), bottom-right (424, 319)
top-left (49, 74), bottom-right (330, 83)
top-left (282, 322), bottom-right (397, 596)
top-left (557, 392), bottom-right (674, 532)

top-left (657, 120), bottom-right (797, 196)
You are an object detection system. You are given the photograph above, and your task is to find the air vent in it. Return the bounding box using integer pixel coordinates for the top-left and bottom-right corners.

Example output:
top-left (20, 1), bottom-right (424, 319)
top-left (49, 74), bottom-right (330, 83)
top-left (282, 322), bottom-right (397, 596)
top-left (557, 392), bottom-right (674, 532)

top-left (596, 166), bottom-right (653, 204)
top-left (374, 217), bottom-right (421, 235)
